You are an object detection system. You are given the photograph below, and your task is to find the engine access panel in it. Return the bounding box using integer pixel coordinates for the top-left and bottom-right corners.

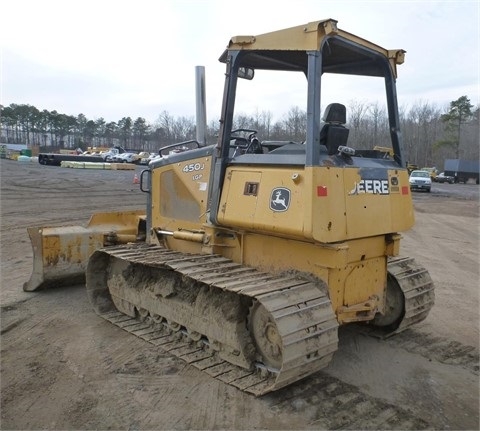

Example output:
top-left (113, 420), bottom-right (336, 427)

top-left (217, 162), bottom-right (414, 244)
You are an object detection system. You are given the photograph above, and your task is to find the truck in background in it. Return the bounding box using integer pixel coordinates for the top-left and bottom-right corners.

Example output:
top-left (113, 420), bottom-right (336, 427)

top-left (406, 162), bottom-right (419, 175)
top-left (444, 159), bottom-right (480, 184)
top-left (421, 166), bottom-right (438, 181)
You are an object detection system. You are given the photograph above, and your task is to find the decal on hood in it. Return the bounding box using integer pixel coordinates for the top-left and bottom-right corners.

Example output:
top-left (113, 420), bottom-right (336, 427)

top-left (270, 187), bottom-right (291, 211)
top-left (349, 179), bottom-right (389, 195)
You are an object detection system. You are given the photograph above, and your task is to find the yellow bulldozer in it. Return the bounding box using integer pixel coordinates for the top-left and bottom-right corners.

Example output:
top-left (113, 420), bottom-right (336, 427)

top-left (24, 19), bottom-right (434, 396)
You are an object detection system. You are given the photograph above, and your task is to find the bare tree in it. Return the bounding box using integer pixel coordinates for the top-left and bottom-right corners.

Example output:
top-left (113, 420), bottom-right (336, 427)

top-left (282, 106), bottom-right (307, 141)
top-left (348, 100), bottom-right (368, 148)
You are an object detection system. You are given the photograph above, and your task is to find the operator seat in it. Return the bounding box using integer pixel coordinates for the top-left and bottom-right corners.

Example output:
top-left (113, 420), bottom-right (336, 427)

top-left (320, 103), bottom-right (349, 155)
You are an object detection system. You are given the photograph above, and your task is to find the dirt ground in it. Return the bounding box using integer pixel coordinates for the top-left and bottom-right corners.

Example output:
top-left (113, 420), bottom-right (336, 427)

top-left (1, 159), bottom-right (478, 430)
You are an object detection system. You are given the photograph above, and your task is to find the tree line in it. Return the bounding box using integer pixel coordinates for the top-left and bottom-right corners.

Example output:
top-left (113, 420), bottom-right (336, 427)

top-left (1, 96), bottom-right (478, 169)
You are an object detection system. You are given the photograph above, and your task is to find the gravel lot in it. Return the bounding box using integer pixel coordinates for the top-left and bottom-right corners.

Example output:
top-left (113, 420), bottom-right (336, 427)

top-left (1, 159), bottom-right (478, 430)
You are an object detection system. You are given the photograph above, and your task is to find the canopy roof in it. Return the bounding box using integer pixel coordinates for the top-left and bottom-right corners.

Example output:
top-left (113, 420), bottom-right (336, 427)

top-left (219, 19), bottom-right (405, 78)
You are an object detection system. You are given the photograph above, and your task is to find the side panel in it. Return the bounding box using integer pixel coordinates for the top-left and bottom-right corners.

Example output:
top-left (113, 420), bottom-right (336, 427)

top-left (311, 166), bottom-right (414, 243)
top-left (218, 163), bottom-right (414, 243)
top-left (345, 168), bottom-right (414, 237)
top-left (151, 154), bottom-right (212, 233)
top-left (388, 170), bottom-right (415, 230)
top-left (218, 167), bottom-right (307, 238)
top-left (229, 232), bottom-right (388, 320)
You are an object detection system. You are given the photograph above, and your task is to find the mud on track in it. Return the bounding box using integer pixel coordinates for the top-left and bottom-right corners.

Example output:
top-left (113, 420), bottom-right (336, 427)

top-left (1, 159), bottom-right (479, 430)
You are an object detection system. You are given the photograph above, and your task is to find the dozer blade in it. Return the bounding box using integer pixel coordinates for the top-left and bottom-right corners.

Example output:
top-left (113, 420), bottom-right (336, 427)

top-left (24, 210), bottom-right (145, 292)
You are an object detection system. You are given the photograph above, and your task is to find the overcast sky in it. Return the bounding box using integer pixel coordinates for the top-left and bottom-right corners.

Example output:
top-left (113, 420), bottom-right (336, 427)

top-left (1, 0), bottom-right (479, 125)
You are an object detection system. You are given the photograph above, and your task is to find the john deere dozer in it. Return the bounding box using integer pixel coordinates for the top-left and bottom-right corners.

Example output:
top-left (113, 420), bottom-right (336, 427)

top-left (25, 19), bottom-right (435, 396)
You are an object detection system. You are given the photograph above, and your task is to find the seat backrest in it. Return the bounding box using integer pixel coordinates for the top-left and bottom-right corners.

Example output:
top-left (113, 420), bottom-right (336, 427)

top-left (320, 103), bottom-right (349, 155)
top-left (323, 125), bottom-right (350, 155)
top-left (322, 103), bottom-right (346, 124)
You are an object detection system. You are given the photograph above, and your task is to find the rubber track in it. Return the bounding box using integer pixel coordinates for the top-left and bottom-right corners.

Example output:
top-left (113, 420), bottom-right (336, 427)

top-left (89, 243), bottom-right (339, 396)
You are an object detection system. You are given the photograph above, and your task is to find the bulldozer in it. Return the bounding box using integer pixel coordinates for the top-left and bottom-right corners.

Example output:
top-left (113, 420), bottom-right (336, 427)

top-left (24, 19), bottom-right (435, 396)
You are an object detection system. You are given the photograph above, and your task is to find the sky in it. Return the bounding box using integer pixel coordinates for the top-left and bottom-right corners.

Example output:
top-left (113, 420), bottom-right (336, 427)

top-left (1, 0), bottom-right (479, 125)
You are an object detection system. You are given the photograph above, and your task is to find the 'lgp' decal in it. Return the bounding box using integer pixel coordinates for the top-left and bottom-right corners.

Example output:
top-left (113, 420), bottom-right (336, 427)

top-left (270, 188), bottom-right (290, 212)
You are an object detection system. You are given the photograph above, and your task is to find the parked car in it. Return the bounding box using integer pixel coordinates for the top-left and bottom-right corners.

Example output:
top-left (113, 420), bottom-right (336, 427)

top-left (139, 152), bottom-right (161, 165)
top-left (102, 150), bottom-right (120, 162)
top-left (100, 146), bottom-right (127, 162)
top-left (113, 152), bottom-right (140, 164)
top-left (433, 172), bottom-right (455, 184)
top-left (409, 170), bottom-right (431, 192)
top-left (139, 154), bottom-right (150, 165)
top-left (136, 152), bottom-right (150, 165)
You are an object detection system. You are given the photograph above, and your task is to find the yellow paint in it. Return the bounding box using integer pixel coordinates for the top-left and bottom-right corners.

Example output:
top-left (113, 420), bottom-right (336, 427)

top-left (151, 156), bottom-right (211, 232)
top-left (227, 19), bottom-right (404, 78)
top-left (149, 159), bottom-right (414, 324)
top-left (24, 210), bottom-right (145, 291)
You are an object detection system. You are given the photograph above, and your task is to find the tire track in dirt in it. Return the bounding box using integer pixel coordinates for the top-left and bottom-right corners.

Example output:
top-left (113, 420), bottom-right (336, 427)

top-left (350, 321), bottom-right (479, 375)
top-left (0, 296), bottom-right (429, 430)
top-left (2, 285), bottom-right (477, 430)
top-left (266, 373), bottom-right (430, 430)
top-left (382, 328), bottom-right (479, 373)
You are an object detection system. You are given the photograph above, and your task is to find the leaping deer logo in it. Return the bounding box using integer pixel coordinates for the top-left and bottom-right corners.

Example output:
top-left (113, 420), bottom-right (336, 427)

top-left (270, 188), bottom-right (290, 212)
top-left (272, 191), bottom-right (287, 208)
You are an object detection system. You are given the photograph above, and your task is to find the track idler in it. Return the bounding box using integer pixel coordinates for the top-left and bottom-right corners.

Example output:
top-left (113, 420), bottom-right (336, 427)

top-left (370, 256), bottom-right (435, 337)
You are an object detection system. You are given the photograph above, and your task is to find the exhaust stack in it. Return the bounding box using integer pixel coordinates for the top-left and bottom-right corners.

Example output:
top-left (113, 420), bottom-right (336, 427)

top-left (195, 65), bottom-right (207, 146)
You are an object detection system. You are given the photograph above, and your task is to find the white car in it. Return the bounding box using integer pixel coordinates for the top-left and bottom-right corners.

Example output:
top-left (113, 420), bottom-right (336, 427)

top-left (409, 170), bottom-right (431, 192)
top-left (101, 149), bottom-right (121, 162)
top-left (113, 152), bottom-right (139, 164)
top-left (148, 153), bottom-right (162, 164)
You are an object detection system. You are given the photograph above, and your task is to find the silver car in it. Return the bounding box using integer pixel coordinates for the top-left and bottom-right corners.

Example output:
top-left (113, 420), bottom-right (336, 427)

top-left (409, 170), bottom-right (432, 192)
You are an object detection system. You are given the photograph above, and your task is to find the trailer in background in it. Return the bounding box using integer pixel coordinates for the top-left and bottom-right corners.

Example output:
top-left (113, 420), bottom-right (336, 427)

top-left (38, 146), bottom-right (126, 166)
top-left (444, 159), bottom-right (479, 184)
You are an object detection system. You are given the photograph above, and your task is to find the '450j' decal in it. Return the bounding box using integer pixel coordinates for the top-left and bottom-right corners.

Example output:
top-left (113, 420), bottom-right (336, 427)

top-left (183, 162), bottom-right (205, 181)
top-left (182, 162), bottom-right (205, 173)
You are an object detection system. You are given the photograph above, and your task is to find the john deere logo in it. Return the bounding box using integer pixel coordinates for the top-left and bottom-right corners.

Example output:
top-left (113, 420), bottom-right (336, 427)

top-left (270, 188), bottom-right (290, 212)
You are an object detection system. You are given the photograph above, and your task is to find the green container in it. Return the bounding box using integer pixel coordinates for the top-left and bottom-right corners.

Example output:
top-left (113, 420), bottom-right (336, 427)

top-left (21, 149), bottom-right (32, 157)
